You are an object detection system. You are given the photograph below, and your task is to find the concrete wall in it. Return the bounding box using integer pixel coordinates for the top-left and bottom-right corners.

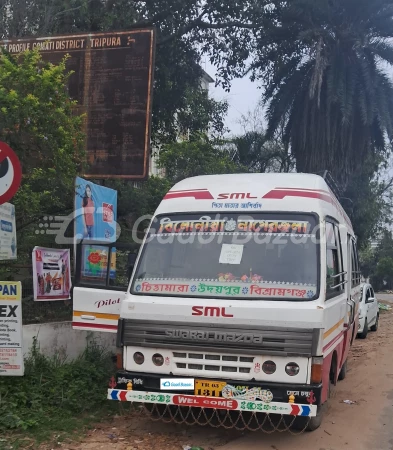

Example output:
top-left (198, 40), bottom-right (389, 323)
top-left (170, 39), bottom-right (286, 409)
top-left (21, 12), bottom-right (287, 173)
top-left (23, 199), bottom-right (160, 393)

top-left (23, 322), bottom-right (117, 359)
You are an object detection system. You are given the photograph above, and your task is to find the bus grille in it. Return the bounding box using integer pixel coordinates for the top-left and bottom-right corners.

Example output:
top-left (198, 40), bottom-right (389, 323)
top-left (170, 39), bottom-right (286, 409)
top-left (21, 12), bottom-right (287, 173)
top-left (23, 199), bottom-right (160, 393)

top-left (120, 319), bottom-right (319, 357)
top-left (173, 351), bottom-right (253, 374)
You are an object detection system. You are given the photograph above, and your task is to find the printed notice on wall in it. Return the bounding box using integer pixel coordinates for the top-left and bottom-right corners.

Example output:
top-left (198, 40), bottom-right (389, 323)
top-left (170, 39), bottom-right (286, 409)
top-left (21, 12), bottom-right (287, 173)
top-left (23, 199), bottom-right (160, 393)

top-left (0, 282), bottom-right (24, 376)
top-left (219, 244), bottom-right (244, 265)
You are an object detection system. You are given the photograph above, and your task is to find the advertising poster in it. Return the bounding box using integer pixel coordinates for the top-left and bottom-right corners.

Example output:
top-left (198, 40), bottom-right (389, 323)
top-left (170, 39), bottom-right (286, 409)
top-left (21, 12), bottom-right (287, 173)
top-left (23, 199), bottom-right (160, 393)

top-left (0, 203), bottom-right (17, 261)
top-left (81, 245), bottom-right (116, 283)
top-left (74, 177), bottom-right (117, 242)
top-left (0, 281), bottom-right (24, 376)
top-left (75, 177), bottom-right (117, 278)
top-left (32, 247), bottom-right (71, 301)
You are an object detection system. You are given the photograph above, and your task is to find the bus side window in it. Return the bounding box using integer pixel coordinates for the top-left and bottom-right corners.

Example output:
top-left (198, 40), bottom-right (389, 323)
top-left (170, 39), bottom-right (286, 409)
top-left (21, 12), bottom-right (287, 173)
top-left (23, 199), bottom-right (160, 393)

top-left (351, 240), bottom-right (360, 286)
top-left (326, 222), bottom-right (344, 298)
top-left (354, 241), bottom-right (361, 285)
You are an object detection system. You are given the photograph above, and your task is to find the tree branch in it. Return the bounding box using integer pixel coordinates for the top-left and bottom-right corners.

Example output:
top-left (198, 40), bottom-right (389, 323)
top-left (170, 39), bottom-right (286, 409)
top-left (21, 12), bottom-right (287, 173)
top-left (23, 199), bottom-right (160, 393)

top-left (53, 6), bottom-right (82, 18)
top-left (379, 176), bottom-right (393, 196)
top-left (158, 15), bottom-right (258, 46)
top-left (197, 20), bottom-right (258, 30)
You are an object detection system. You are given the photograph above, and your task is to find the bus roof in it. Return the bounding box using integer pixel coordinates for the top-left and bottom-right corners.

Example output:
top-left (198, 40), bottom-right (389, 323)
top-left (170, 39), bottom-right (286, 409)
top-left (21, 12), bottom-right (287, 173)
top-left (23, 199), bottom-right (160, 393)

top-left (155, 173), bottom-right (353, 233)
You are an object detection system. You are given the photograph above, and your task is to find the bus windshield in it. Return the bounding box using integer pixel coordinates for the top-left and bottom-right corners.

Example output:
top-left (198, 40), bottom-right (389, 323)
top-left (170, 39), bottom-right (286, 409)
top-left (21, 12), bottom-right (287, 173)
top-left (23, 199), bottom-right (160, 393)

top-left (131, 212), bottom-right (319, 300)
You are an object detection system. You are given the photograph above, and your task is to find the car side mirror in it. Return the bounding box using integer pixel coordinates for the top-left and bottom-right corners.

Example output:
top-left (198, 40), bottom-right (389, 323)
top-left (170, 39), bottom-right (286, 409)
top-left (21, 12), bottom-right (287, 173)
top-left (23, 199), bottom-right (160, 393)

top-left (366, 297), bottom-right (375, 304)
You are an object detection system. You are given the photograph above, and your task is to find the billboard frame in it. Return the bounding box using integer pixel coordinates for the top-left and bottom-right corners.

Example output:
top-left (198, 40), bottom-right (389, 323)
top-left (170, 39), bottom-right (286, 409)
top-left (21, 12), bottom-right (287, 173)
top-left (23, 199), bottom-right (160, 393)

top-left (0, 27), bottom-right (156, 180)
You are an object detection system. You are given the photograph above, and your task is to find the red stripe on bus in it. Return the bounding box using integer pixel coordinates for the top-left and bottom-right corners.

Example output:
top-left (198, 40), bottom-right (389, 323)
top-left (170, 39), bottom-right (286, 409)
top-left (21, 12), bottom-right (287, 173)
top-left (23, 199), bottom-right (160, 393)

top-left (164, 190), bottom-right (214, 200)
top-left (323, 332), bottom-right (344, 352)
top-left (263, 189), bottom-right (332, 203)
top-left (72, 322), bottom-right (118, 331)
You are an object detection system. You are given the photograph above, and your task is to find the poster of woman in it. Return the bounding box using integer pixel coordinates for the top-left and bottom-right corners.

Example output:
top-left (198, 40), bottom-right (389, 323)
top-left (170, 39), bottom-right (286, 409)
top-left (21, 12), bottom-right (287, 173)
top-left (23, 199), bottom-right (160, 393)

top-left (32, 247), bottom-right (72, 301)
top-left (82, 184), bottom-right (95, 239)
top-left (74, 177), bottom-right (117, 242)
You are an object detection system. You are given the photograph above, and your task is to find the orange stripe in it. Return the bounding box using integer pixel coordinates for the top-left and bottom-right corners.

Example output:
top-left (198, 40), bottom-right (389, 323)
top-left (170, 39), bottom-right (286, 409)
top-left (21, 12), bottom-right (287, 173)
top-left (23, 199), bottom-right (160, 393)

top-left (324, 318), bottom-right (344, 339)
top-left (73, 310), bottom-right (119, 321)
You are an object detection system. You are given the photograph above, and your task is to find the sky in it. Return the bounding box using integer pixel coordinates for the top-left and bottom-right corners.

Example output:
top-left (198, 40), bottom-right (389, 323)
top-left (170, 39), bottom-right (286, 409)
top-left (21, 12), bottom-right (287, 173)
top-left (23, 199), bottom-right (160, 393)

top-left (204, 60), bottom-right (261, 137)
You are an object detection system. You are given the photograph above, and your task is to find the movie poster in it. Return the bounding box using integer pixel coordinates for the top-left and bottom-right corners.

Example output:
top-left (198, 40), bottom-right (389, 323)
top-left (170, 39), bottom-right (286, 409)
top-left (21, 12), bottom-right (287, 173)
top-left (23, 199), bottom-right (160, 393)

top-left (32, 247), bottom-right (71, 301)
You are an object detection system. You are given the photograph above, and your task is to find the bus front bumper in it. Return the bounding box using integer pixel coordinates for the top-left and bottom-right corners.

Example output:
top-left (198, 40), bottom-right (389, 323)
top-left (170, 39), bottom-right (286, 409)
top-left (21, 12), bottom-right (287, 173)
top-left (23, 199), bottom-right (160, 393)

top-left (107, 371), bottom-right (320, 417)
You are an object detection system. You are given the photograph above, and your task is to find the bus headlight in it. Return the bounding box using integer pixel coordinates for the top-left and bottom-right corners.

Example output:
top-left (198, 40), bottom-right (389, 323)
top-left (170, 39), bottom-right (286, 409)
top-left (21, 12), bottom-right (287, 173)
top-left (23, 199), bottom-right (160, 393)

top-left (133, 352), bottom-right (145, 365)
top-left (152, 353), bottom-right (164, 366)
top-left (262, 360), bottom-right (276, 375)
top-left (285, 362), bottom-right (300, 376)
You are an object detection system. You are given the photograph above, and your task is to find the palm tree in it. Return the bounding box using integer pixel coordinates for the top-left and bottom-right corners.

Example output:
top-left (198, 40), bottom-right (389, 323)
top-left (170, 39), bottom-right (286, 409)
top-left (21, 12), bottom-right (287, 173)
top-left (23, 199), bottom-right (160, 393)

top-left (259, 0), bottom-right (393, 188)
top-left (229, 131), bottom-right (295, 173)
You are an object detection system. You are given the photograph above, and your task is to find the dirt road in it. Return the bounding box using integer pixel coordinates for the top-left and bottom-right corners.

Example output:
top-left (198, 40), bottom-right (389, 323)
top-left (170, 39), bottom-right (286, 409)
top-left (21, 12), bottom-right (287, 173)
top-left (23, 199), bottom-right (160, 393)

top-left (62, 307), bottom-right (393, 450)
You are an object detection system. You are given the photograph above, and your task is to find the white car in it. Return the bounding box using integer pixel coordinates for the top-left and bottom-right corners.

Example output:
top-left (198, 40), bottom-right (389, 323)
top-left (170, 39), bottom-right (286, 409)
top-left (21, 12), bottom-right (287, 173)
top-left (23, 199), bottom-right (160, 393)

top-left (357, 283), bottom-right (379, 339)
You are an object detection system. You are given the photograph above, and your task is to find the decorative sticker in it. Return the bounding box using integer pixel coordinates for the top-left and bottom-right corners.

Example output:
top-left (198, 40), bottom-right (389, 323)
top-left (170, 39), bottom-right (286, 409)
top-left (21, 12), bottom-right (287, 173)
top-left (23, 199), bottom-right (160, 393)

top-left (222, 385), bottom-right (273, 403)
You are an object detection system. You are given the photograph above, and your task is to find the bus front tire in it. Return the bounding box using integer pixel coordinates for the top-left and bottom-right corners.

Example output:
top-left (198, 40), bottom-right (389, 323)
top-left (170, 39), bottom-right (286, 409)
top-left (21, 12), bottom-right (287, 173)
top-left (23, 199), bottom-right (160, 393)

top-left (291, 403), bottom-right (325, 432)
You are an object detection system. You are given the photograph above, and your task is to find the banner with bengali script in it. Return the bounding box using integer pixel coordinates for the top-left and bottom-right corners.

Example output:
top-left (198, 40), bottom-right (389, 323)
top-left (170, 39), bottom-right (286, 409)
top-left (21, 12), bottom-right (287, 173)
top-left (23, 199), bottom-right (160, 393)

top-left (156, 216), bottom-right (311, 235)
top-left (133, 280), bottom-right (316, 299)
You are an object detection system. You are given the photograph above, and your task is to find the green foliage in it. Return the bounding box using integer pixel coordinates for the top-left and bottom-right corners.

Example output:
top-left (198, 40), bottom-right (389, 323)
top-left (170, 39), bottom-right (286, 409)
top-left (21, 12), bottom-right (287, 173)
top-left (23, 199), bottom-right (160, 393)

top-left (344, 160), bottom-right (393, 249)
top-left (375, 257), bottom-right (393, 288)
top-left (0, 339), bottom-right (115, 442)
top-left (176, 88), bottom-right (229, 142)
top-left (0, 49), bottom-right (84, 231)
top-left (104, 177), bottom-right (173, 241)
top-left (158, 137), bottom-right (244, 184)
top-left (228, 132), bottom-right (294, 173)
top-left (360, 230), bottom-right (393, 290)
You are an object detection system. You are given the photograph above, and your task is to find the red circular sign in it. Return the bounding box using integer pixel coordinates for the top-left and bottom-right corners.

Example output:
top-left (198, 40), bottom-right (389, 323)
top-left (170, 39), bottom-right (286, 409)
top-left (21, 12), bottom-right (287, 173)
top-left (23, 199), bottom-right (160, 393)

top-left (0, 141), bottom-right (22, 205)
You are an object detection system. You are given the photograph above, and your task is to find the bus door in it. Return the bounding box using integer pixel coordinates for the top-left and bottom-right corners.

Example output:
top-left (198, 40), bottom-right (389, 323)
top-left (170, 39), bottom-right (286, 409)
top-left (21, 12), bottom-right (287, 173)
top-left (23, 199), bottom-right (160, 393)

top-left (72, 240), bottom-right (135, 333)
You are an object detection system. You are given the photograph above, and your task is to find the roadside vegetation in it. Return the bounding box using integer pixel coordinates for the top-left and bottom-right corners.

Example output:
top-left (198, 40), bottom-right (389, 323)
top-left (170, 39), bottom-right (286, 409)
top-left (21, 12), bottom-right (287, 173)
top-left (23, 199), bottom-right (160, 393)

top-left (0, 340), bottom-right (115, 449)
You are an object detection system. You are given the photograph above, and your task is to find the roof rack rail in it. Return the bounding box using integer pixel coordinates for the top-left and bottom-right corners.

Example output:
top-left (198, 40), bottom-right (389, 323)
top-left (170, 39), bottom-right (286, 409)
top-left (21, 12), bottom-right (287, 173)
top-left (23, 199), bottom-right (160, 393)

top-left (315, 170), bottom-right (343, 200)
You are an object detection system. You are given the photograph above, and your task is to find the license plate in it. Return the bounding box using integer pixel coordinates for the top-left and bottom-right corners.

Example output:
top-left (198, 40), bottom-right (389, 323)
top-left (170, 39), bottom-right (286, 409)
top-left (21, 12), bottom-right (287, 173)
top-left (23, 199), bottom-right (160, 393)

top-left (194, 380), bottom-right (227, 397)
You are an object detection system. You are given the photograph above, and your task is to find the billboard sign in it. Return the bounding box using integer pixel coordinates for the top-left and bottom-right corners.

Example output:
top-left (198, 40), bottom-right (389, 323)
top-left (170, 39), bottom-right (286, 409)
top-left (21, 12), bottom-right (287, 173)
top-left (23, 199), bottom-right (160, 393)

top-left (0, 281), bottom-right (24, 376)
top-left (1, 29), bottom-right (156, 179)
